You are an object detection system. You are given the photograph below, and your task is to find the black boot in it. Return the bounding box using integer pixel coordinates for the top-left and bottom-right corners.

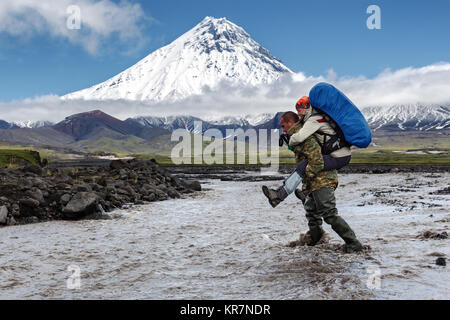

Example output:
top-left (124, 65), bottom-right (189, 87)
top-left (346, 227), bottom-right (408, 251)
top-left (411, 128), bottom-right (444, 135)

top-left (326, 216), bottom-right (363, 253)
top-left (307, 227), bottom-right (324, 246)
top-left (343, 240), bottom-right (363, 253)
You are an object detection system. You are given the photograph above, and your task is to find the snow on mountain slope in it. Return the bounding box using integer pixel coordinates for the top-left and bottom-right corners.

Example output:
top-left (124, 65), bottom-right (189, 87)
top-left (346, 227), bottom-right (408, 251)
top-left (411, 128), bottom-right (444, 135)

top-left (130, 112), bottom-right (278, 135)
top-left (63, 16), bottom-right (292, 102)
top-left (244, 113), bottom-right (276, 126)
top-left (204, 113), bottom-right (275, 126)
top-left (130, 104), bottom-right (449, 135)
top-left (13, 120), bottom-right (54, 128)
top-left (132, 115), bottom-right (205, 134)
top-left (361, 104), bottom-right (450, 131)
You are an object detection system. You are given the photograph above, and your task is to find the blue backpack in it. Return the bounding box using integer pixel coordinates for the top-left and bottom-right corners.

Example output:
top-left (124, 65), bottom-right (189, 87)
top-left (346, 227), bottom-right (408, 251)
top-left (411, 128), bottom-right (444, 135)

top-left (309, 82), bottom-right (372, 149)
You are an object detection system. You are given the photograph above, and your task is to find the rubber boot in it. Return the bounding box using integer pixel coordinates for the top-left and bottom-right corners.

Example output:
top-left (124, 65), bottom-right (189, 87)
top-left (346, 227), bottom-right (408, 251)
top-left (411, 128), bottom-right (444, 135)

top-left (307, 227), bottom-right (325, 246)
top-left (343, 239), bottom-right (363, 253)
top-left (326, 215), bottom-right (363, 253)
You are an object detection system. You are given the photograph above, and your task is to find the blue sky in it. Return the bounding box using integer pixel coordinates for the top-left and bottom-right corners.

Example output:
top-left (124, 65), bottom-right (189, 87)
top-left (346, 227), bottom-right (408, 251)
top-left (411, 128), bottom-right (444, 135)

top-left (0, 0), bottom-right (449, 102)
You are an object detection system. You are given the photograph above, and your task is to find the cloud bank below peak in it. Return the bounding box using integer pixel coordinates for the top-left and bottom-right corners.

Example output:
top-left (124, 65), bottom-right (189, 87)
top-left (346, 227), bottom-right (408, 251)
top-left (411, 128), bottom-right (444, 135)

top-left (1, 62), bottom-right (450, 123)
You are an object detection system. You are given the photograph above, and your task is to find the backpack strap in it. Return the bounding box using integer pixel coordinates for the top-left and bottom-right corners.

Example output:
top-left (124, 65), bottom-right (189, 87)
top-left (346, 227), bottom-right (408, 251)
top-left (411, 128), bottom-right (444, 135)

top-left (313, 115), bottom-right (352, 155)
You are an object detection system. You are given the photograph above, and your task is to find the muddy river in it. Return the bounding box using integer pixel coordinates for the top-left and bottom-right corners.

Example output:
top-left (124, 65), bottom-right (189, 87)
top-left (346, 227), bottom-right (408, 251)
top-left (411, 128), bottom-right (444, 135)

top-left (0, 173), bottom-right (449, 299)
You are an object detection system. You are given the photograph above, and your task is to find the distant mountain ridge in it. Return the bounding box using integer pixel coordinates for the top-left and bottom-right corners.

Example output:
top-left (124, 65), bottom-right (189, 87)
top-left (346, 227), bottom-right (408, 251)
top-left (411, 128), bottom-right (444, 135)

top-left (0, 108), bottom-right (448, 155)
top-left (52, 110), bottom-right (170, 141)
top-left (0, 120), bottom-right (18, 129)
top-left (362, 104), bottom-right (450, 131)
top-left (127, 104), bottom-right (450, 133)
top-left (1, 104), bottom-right (448, 145)
top-left (130, 113), bottom-right (278, 135)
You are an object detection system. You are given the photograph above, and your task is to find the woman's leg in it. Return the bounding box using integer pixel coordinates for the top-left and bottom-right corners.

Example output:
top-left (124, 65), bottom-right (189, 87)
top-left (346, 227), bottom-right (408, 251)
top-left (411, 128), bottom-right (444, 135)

top-left (288, 155), bottom-right (351, 196)
top-left (322, 155), bottom-right (351, 171)
top-left (278, 161), bottom-right (306, 198)
top-left (262, 160), bottom-right (307, 207)
top-left (263, 156), bottom-right (351, 207)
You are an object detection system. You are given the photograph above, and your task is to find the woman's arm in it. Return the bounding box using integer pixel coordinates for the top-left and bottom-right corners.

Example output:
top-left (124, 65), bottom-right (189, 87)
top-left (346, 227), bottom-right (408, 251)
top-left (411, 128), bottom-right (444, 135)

top-left (288, 119), bottom-right (322, 147)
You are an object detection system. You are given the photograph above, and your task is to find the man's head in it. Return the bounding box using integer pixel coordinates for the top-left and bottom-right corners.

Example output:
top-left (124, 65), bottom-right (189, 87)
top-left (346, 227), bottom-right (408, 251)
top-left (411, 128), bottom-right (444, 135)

top-left (280, 111), bottom-right (299, 133)
top-left (295, 96), bottom-right (311, 120)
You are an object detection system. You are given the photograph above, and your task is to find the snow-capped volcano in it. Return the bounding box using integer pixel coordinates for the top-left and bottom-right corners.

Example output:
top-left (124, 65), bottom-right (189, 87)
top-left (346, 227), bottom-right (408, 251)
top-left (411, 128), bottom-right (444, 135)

top-left (63, 16), bottom-right (292, 102)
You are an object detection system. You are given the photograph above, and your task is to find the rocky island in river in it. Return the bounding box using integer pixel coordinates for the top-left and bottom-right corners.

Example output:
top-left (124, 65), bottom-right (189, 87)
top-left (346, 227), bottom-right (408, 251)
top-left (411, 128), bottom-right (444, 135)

top-left (0, 159), bottom-right (201, 226)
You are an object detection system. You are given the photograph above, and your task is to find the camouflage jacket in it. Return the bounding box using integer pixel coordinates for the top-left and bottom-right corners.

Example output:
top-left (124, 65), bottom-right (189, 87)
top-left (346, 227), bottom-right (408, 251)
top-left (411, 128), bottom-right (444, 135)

top-left (287, 122), bottom-right (338, 195)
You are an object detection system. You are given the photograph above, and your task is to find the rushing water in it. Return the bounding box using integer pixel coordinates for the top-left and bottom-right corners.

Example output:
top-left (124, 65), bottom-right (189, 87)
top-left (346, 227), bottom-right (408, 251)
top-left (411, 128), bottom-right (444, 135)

top-left (0, 173), bottom-right (449, 299)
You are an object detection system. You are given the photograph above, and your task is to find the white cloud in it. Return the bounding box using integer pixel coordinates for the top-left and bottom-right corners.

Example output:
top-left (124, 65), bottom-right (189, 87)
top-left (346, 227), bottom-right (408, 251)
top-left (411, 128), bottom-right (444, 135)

top-left (1, 62), bottom-right (450, 123)
top-left (0, 0), bottom-right (151, 54)
top-left (330, 62), bottom-right (450, 108)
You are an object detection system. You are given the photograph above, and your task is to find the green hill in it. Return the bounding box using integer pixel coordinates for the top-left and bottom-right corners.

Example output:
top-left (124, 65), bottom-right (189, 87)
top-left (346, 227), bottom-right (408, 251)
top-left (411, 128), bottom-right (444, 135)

top-left (0, 149), bottom-right (42, 166)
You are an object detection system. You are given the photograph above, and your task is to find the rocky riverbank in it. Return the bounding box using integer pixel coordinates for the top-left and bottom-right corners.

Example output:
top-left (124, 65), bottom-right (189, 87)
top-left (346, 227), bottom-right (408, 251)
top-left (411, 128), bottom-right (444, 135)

top-left (164, 163), bottom-right (450, 182)
top-left (0, 159), bottom-right (201, 227)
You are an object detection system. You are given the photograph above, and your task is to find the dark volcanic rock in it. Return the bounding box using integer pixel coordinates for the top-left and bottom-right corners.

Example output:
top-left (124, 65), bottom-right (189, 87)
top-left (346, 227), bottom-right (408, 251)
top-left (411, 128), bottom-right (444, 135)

top-left (110, 159), bottom-right (129, 170)
top-left (182, 180), bottom-right (202, 191)
top-left (62, 192), bottom-right (100, 220)
top-left (18, 178), bottom-right (33, 190)
top-left (20, 164), bottom-right (43, 176)
top-left (60, 194), bottom-right (72, 205)
top-left (6, 216), bottom-right (16, 226)
top-left (436, 258), bottom-right (446, 266)
top-left (167, 188), bottom-right (181, 199)
top-left (417, 230), bottom-right (449, 240)
top-left (19, 198), bottom-right (40, 208)
top-left (438, 232), bottom-right (449, 239)
top-left (11, 203), bottom-right (20, 217)
top-left (74, 184), bottom-right (92, 192)
top-left (165, 164), bottom-right (450, 176)
top-left (433, 187), bottom-right (450, 195)
top-left (0, 158), bottom-right (202, 227)
top-left (0, 206), bottom-right (8, 224)
top-left (26, 188), bottom-right (45, 205)
top-left (18, 198), bottom-right (40, 217)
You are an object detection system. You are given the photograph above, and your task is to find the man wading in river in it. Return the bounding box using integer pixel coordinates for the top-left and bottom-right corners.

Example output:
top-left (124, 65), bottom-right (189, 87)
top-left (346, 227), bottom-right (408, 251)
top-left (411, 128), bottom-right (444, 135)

top-left (272, 111), bottom-right (363, 253)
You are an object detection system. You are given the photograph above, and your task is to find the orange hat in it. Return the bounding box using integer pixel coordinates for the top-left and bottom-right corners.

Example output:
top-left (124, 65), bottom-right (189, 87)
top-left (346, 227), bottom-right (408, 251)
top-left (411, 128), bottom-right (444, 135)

top-left (295, 96), bottom-right (310, 110)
